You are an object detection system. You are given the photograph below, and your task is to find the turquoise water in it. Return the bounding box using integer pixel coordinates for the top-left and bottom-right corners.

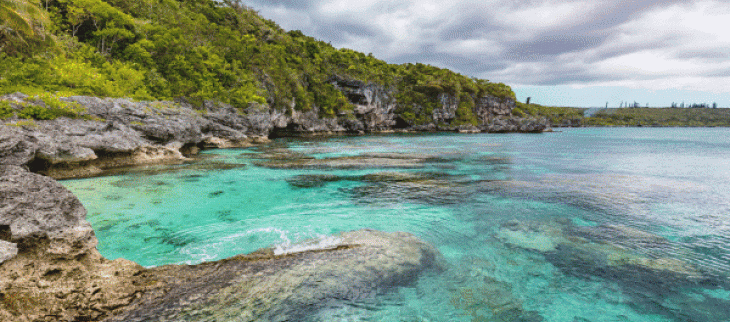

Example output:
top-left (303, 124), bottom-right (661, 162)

top-left (63, 128), bottom-right (730, 322)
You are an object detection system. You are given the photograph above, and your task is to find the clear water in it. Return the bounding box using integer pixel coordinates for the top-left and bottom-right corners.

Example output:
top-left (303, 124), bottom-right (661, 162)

top-left (62, 128), bottom-right (730, 322)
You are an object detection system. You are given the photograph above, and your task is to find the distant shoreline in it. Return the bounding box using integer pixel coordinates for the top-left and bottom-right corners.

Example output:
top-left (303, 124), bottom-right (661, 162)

top-left (514, 103), bottom-right (730, 127)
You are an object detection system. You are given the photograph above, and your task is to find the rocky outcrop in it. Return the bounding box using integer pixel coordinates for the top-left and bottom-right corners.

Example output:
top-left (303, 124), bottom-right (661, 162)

top-left (0, 165), bottom-right (443, 321)
top-left (330, 76), bottom-right (397, 132)
top-left (0, 165), bottom-right (144, 322)
top-left (0, 85), bottom-right (547, 179)
top-left (481, 117), bottom-right (550, 133)
top-left (0, 93), bottom-right (270, 178)
top-left (108, 229), bottom-right (443, 322)
top-left (0, 126), bottom-right (38, 166)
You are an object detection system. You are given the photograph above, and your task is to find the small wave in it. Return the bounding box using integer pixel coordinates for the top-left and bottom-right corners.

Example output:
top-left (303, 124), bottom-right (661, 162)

top-left (273, 234), bottom-right (342, 255)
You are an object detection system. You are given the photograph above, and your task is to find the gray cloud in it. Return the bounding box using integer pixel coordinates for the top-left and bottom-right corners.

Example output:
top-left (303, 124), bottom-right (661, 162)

top-left (505, 34), bottom-right (608, 61)
top-left (243, 0), bottom-right (730, 92)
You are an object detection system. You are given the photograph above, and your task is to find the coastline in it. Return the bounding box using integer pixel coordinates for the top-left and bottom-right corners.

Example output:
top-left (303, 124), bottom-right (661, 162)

top-left (1, 92), bottom-right (548, 180)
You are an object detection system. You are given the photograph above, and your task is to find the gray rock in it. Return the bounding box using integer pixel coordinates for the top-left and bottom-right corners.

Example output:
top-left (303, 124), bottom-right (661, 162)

top-left (0, 165), bottom-right (95, 256)
top-left (330, 75), bottom-right (399, 132)
top-left (0, 240), bottom-right (18, 264)
top-left (0, 165), bottom-right (144, 322)
top-left (0, 125), bottom-right (38, 166)
top-left (0, 164), bottom-right (444, 322)
top-left (474, 95), bottom-right (513, 121)
top-left (2, 87), bottom-right (530, 178)
top-left (107, 229), bottom-right (444, 322)
top-left (0, 92), bottom-right (29, 103)
top-left (432, 93), bottom-right (459, 123)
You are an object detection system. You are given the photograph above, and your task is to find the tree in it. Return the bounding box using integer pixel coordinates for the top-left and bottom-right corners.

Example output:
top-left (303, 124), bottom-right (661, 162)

top-left (61, 0), bottom-right (136, 55)
top-left (0, 0), bottom-right (53, 55)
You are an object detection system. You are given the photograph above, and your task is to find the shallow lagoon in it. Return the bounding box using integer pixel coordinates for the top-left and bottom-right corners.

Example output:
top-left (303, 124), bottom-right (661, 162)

top-left (63, 128), bottom-right (730, 322)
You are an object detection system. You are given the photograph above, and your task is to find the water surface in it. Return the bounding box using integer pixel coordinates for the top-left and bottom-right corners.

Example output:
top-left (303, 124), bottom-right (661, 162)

top-left (63, 128), bottom-right (730, 322)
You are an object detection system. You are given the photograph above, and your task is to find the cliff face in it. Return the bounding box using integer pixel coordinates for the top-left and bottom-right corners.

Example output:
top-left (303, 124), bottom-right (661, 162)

top-left (273, 76), bottom-right (541, 135)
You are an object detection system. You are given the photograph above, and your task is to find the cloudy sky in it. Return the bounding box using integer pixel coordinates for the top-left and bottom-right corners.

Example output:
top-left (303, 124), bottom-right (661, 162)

top-left (243, 0), bottom-right (730, 107)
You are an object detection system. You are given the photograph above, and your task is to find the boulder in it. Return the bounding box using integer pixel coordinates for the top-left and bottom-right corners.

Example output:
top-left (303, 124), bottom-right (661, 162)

top-left (108, 229), bottom-right (444, 322)
top-left (0, 165), bottom-right (94, 252)
top-left (0, 165), bottom-right (143, 322)
top-left (0, 126), bottom-right (38, 166)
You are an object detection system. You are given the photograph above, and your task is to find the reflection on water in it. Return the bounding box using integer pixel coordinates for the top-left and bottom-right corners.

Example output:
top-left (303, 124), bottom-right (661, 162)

top-left (63, 128), bottom-right (730, 321)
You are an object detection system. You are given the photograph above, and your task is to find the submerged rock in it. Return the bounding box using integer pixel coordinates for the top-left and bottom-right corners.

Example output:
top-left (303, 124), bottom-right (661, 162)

top-left (255, 155), bottom-right (429, 170)
top-left (496, 219), bottom-right (721, 288)
top-left (347, 171), bottom-right (475, 206)
top-left (496, 218), bottom-right (730, 321)
top-left (451, 277), bottom-right (544, 322)
top-left (480, 173), bottom-right (710, 217)
top-left (286, 174), bottom-right (343, 188)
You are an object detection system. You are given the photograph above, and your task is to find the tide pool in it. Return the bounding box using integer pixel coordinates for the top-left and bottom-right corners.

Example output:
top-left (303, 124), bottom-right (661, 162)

top-left (63, 128), bottom-right (730, 322)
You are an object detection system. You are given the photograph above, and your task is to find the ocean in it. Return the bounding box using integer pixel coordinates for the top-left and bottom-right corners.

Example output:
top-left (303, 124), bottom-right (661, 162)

top-left (63, 128), bottom-right (730, 322)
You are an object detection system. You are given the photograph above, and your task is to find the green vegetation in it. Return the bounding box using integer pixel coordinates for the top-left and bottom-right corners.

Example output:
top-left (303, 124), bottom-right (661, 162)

top-left (0, 0), bottom-right (58, 56)
top-left (515, 103), bottom-right (730, 127)
top-left (0, 100), bottom-right (13, 119)
top-left (0, 92), bottom-right (86, 120)
top-left (585, 108), bottom-right (730, 127)
top-left (513, 102), bottom-right (584, 125)
top-left (1, 0), bottom-right (514, 121)
top-left (5, 119), bottom-right (37, 127)
top-left (395, 64), bottom-right (515, 125)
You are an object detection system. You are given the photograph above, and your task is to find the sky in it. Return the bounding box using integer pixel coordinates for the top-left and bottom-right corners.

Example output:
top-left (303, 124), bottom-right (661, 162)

top-left (241, 0), bottom-right (730, 107)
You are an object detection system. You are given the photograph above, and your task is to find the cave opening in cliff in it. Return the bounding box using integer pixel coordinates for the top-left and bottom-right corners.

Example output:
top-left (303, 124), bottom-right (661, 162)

top-left (26, 156), bottom-right (51, 175)
top-left (393, 117), bottom-right (410, 129)
top-left (269, 123), bottom-right (299, 139)
top-left (346, 93), bottom-right (367, 105)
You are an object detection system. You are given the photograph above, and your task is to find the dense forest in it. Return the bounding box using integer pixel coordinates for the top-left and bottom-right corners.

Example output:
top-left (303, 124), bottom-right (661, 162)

top-left (0, 0), bottom-right (514, 125)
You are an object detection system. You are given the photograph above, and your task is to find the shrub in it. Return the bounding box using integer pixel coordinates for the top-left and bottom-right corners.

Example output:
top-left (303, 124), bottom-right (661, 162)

top-left (18, 93), bottom-right (86, 120)
top-left (0, 101), bottom-right (15, 119)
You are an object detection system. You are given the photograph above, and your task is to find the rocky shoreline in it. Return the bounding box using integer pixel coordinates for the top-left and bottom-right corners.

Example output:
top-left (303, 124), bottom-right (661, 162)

top-left (0, 164), bottom-right (444, 321)
top-left (1, 90), bottom-right (548, 179)
top-left (0, 90), bottom-right (544, 321)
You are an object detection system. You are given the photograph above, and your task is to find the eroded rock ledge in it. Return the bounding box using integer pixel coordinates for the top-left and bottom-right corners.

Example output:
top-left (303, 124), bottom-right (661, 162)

top-left (1, 91), bottom-right (548, 179)
top-left (0, 165), bottom-right (443, 322)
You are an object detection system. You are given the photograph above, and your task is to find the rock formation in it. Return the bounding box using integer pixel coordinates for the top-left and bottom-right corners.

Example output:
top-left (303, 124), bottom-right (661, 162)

top-left (109, 229), bottom-right (442, 322)
top-left (1, 87), bottom-right (546, 179)
top-left (0, 165), bottom-right (144, 322)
